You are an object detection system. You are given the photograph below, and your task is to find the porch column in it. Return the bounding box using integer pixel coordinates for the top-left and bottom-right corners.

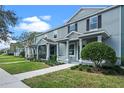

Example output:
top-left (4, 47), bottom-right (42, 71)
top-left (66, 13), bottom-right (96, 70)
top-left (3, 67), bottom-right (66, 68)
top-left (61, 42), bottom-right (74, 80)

top-left (46, 43), bottom-right (50, 60)
top-left (97, 35), bottom-right (102, 42)
top-left (79, 38), bottom-right (82, 63)
top-left (28, 47), bottom-right (30, 58)
top-left (57, 42), bottom-right (59, 61)
top-left (66, 40), bottom-right (69, 63)
top-left (24, 47), bottom-right (27, 58)
top-left (36, 45), bottom-right (39, 60)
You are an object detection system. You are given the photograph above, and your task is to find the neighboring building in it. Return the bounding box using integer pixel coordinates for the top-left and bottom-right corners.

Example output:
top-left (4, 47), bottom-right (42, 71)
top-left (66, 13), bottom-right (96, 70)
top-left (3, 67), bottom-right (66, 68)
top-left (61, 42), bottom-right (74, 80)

top-left (25, 5), bottom-right (124, 64)
top-left (10, 42), bottom-right (24, 56)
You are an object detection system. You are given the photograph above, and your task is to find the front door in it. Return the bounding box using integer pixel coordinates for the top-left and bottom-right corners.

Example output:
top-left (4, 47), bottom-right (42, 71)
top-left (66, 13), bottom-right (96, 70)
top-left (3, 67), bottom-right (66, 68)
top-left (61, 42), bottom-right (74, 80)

top-left (69, 43), bottom-right (76, 62)
top-left (50, 44), bottom-right (57, 59)
top-left (38, 45), bottom-right (46, 59)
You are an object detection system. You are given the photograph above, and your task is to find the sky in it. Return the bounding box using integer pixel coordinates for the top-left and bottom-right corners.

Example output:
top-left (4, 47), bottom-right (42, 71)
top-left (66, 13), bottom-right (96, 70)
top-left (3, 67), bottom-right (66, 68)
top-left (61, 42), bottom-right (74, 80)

top-left (0, 5), bottom-right (109, 50)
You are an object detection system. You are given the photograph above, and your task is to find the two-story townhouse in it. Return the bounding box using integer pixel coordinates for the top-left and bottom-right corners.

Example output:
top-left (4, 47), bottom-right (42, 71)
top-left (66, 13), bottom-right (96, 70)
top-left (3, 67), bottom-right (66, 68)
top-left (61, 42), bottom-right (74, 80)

top-left (25, 5), bottom-right (124, 64)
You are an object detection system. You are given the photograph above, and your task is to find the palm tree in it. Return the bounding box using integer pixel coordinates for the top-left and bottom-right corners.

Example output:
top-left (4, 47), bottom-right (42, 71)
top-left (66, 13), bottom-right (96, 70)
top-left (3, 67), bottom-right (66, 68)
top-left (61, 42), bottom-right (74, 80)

top-left (0, 5), bottom-right (17, 42)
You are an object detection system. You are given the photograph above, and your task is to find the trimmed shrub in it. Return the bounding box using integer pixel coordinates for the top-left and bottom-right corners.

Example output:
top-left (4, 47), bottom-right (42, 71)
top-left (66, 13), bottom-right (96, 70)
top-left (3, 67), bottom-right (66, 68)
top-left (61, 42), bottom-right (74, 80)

top-left (81, 42), bottom-right (117, 67)
top-left (20, 51), bottom-right (25, 57)
top-left (70, 65), bottom-right (79, 70)
top-left (46, 55), bottom-right (57, 66)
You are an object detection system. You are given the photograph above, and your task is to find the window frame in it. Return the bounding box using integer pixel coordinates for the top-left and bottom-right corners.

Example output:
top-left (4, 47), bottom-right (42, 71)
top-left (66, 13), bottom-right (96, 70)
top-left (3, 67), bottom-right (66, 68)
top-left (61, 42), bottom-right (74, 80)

top-left (86, 15), bottom-right (102, 31)
top-left (89, 15), bottom-right (98, 30)
top-left (53, 30), bottom-right (58, 38)
top-left (68, 23), bottom-right (77, 33)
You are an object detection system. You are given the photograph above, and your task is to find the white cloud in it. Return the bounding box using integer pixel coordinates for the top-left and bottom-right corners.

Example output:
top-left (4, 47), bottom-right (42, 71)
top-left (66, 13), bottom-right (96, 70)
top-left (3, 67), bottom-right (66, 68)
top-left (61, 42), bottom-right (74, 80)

top-left (0, 39), bottom-right (16, 50)
top-left (40, 15), bottom-right (51, 21)
top-left (14, 16), bottom-right (51, 32)
top-left (22, 16), bottom-right (41, 22)
top-left (0, 43), bottom-right (9, 50)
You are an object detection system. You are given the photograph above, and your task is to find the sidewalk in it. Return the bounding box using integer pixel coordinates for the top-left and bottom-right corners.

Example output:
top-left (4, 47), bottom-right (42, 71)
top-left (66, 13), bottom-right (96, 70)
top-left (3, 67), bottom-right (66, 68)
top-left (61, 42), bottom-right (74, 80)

top-left (0, 63), bottom-right (78, 88)
top-left (0, 68), bottom-right (29, 88)
top-left (14, 63), bottom-right (78, 80)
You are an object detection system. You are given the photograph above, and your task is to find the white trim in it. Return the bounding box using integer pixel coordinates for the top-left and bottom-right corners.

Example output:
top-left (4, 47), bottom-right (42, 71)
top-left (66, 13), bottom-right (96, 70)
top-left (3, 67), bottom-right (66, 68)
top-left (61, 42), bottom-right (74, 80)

top-left (79, 30), bottom-right (110, 38)
top-left (64, 31), bottom-right (82, 38)
top-left (66, 40), bottom-right (69, 63)
top-left (89, 15), bottom-right (98, 30)
top-left (76, 42), bottom-right (79, 61)
top-left (97, 35), bottom-right (102, 42)
top-left (36, 38), bottom-right (46, 45)
top-left (65, 8), bottom-right (83, 24)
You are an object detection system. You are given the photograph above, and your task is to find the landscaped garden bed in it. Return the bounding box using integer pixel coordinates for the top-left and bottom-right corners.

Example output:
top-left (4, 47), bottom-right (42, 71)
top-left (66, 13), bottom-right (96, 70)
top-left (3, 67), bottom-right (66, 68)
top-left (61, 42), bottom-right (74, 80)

top-left (37, 55), bottom-right (64, 66)
top-left (71, 64), bottom-right (124, 75)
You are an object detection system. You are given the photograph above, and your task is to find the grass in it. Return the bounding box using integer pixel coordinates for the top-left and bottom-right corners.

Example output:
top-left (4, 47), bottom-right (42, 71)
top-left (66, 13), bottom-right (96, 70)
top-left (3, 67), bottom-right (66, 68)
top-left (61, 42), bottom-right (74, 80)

top-left (0, 62), bottom-right (49, 74)
top-left (23, 69), bottom-right (124, 88)
top-left (0, 55), bottom-right (49, 74)
top-left (0, 55), bottom-right (25, 62)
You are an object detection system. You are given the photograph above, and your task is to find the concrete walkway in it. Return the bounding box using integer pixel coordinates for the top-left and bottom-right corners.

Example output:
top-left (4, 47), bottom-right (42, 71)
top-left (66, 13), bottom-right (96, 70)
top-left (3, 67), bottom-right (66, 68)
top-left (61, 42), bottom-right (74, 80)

top-left (0, 68), bottom-right (29, 88)
top-left (14, 63), bottom-right (78, 80)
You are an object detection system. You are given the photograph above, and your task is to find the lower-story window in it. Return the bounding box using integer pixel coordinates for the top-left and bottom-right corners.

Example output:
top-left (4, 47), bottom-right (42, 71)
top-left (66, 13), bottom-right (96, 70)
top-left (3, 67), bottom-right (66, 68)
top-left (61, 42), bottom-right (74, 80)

top-left (69, 44), bottom-right (75, 56)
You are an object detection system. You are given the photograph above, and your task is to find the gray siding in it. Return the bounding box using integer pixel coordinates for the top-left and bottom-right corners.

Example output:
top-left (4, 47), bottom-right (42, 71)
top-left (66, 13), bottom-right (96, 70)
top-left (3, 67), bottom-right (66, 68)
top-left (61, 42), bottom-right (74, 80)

top-left (35, 6), bottom-right (121, 59)
top-left (102, 6), bottom-right (121, 57)
top-left (77, 19), bottom-right (86, 34)
top-left (121, 6), bottom-right (124, 57)
top-left (67, 8), bottom-right (103, 23)
top-left (57, 26), bottom-right (68, 39)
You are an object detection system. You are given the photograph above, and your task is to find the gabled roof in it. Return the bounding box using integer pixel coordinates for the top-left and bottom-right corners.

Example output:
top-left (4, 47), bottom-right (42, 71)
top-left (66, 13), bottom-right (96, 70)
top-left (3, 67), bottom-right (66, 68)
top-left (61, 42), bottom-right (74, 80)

top-left (64, 31), bottom-right (82, 38)
top-left (36, 5), bottom-right (119, 37)
top-left (65, 7), bottom-right (104, 24)
top-left (36, 37), bottom-right (56, 45)
top-left (43, 38), bottom-right (55, 43)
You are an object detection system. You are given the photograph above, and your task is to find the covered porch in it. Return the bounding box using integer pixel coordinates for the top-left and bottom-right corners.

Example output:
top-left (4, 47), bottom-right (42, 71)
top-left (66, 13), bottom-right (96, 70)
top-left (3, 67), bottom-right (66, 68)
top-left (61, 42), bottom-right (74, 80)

top-left (56, 30), bottom-right (110, 63)
top-left (36, 38), bottom-right (57, 60)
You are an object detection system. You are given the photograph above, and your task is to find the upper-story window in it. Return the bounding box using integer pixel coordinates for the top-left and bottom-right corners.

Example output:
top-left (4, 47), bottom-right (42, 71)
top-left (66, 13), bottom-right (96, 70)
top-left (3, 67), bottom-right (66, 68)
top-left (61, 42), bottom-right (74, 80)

top-left (44, 34), bottom-right (47, 38)
top-left (53, 31), bottom-right (57, 38)
top-left (68, 23), bottom-right (77, 33)
top-left (86, 15), bottom-right (102, 31)
top-left (90, 16), bottom-right (98, 29)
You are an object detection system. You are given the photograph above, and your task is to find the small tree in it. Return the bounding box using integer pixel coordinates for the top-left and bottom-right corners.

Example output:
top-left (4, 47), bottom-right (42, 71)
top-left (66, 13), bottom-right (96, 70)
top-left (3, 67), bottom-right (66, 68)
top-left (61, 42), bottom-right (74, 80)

top-left (81, 42), bottom-right (117, 67)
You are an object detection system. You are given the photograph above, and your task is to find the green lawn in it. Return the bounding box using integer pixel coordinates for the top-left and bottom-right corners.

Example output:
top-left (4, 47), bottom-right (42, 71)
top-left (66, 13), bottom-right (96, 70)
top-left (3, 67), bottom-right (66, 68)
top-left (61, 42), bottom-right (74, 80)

top-left (0, 55), bottom-right (49, 74)
top-left (0, 62), bottom-right (49, 74)
top-left (23, 69), bottom-right (124, 88)
top-left (0, 55), bottom-right (25, 62)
